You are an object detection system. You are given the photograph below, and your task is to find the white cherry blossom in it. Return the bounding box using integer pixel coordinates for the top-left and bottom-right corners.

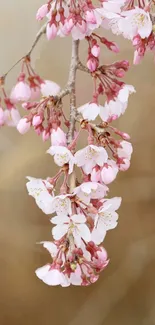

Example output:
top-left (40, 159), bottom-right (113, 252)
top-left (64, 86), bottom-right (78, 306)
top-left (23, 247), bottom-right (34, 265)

top-left (74, 182), bottom-right (109, 205)
top-left (35, 265), bottom-right (69, 286)
top-left (51, 214), bottom-right (91, 246)
top-left (75, 145), bottom-right (108, 174)
top-left (47, 145), bottom-right (75, 174)
top-left (92, 197), bottom-right (122, 244)
top-left (26, 177), bottom-right (54, 214)
top-left (50, 194), bottom-right (72, 216)
top-left (118, 7), bottom-right (152, 40)
top-left (100, 85), bottom-right (135, 121)
top-left (78, 102), bottom-right (103, 121)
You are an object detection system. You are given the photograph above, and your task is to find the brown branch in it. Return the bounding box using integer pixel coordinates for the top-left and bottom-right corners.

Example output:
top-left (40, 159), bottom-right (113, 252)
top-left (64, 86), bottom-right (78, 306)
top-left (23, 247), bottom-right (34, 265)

top-left (2, 22), bottom-right (47, 80)
top-left (67, 39), bottom-right (79, 145)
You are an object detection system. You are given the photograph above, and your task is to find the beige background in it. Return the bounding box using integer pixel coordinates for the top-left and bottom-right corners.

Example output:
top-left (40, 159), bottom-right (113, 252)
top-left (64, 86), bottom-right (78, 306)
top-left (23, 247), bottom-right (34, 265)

top-left (0, 1), bottom-right (155, 325)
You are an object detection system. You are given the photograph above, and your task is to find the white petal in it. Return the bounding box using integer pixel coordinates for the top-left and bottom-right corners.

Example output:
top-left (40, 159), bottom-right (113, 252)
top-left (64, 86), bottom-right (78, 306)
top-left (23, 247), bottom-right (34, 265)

top-left (35, 264), bottom-right (50, 280)
top-left (71, 214), bottom-right (86, 223)
top-left (52, 224), bottom-right (69, 240)
top-left (77, 224), bottom-right (91, 242)
top-left (51, 215), bottom-right (69, 224)
top-left (40, 242), bottom-right (58, 257)
top-left (91, 228), bottom-right (106, 245)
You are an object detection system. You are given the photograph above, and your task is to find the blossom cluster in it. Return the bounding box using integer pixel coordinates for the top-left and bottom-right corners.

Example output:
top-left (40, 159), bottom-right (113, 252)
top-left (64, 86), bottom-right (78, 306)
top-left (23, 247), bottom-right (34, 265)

top-left (1, 0), bottom-right (152, 286)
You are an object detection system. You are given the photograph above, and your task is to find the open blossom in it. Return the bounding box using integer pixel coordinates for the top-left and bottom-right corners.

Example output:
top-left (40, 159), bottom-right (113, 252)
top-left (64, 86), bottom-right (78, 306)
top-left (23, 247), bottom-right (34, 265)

top-left (78, 102), bottom-right (102, 121)
top-left (100, 84), bottom-right (135, 121)
top-left (74, 182), bottom-right (109, 205)
top-left (47, 145), bottom-right (75, 174)
top-left (51, 214), bottom-right (91, 245)
top-left (118, 7), bottom-right (152, 40)
top-left (36, 266), bottom-right (69, 286)
top-left (92, 197), bottom-right (121, 244)
top-left (117, 140), bottom-right (133, 171)
top-left (49, 194), bottom-right (72, 216)
top-left (26, 177), bottom-right (54, 214)
top-left (101, 0), bottom-right (126, 14)
top-left (41, 80), bottom-right (60, 97)
top-left (75, 145), bottom-right (108, 174)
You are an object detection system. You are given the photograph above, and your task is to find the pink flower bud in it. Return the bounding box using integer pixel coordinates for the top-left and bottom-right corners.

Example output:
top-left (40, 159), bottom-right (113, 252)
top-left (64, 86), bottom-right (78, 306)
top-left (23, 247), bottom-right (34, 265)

top-left (10, 81), bottom-right (31, 103)
top-left (91, 45), bottom-right (100, 58)
top-left (133, 50), bottom-right (143, 65)
top-left (85, 10), bottom-right (97, 24)
top-left (32, 115), bottom-right (42, 127)
top-left (30, 87), bottom-right (41, 101)
top-left (101, 161), bottom-right (118, 184)
top-left (109, 42), bottom-right (119, 53)
top-left (132, 35), bottom-right (141, 46)
top-left (0, 107), bottom-right (5, 126)
top-left (87, 58), bottom-right (98, 72)
top-left (118, 158), bottom-right (130, 171)
top-left (17, 118), bottom-right (31, 134)
top-left (41, 80), bottom-right (60, 97)
top-left (46, 23), bottom-right (57, 40)
top-left (42, 130), bottom-right (50, 141)
top-left (65, 18), bottom-right (74, 33)
top-left (91, 168), bottom-right (101, 182)
top-left (36, 4), bottom-right (49, 21)
top-left (51, 127), bottom-right (66, 146)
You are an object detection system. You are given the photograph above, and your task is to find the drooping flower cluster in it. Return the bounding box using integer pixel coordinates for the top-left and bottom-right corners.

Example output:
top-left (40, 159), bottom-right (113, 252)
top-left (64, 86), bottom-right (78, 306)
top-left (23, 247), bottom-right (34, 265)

top-left (1, 0), bottom-right (152, 287)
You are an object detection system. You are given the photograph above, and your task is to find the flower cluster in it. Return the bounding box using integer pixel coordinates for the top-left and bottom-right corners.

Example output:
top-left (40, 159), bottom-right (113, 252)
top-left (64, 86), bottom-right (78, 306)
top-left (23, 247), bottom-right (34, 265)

top-left (2, 0), bottom-right (152, 287)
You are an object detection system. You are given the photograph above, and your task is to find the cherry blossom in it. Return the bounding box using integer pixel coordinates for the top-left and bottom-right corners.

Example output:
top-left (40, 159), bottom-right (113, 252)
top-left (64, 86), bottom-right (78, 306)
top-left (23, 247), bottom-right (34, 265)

top-left (40, 80), bottom-right (61, 96)
top-left (51, 127), bottom-right (66, 146)
top-left (51, 214), bottom-right (91, 245)
top-left (47, 145), bottom-right (75, 174)
top-left (4, 108), bottom-right (21, 127)
top-left (78, 102), bottom-right (103, 121)
top-left (75, 145), bottom-right (108, 174)
top-left (74, 182), bottom-right (109, 205)
top-left (26, 177), bottom-right (54, 214)
top-left (10, 75), bottom-right (31, 103)
top-left (92, 197), bottom-right (122, 244)
top-left (36, 266), bottom-right (69, 286)
top-left (119, 8), bottom-right (152, 40)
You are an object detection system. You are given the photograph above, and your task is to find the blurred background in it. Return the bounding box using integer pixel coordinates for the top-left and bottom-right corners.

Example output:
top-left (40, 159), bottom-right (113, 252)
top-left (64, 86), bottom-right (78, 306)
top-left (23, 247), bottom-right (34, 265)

top-left (0, 1), bottom-right (155, 324)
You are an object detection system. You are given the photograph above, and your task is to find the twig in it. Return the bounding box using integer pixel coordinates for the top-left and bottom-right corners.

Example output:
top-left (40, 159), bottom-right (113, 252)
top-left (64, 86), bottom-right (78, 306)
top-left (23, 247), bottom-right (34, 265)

top-left (2, 22), bottom-right (47, 80)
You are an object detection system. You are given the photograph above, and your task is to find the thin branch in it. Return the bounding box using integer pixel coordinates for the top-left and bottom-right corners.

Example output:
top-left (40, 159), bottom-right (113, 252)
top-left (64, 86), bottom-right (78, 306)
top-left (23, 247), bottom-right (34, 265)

top-left (77, 61), bottom-right (91, 74)
top-left (2, 22), bottom-right (47, 80)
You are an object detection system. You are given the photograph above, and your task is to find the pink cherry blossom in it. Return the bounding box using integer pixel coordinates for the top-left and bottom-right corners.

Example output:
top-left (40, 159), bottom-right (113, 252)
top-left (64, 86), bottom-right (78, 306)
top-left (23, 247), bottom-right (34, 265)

top-left (32, 115), bottom-right (42, 127)
top-left (91, 44), bottom-right (100, 57)
top-left (17, 118), bottom-right (31, 134)
top-left (101, 160), bottom-right (119, 184)
top-left (36, 4), bottom-right (49, 21)
top-left (51, 127), bottom-right (66, 146)
top-left (0, 107), bottom-right (5, 126)
top-left (41, 80), bottom-right (60, 97)
top-left (10, 80), bottom-right (31, 103)
top-left (46, 23), bottom-right (57, 40)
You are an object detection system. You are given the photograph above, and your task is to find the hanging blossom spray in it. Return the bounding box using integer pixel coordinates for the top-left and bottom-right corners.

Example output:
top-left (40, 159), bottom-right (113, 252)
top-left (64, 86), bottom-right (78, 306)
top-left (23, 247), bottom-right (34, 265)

top-left (1, 0), bottom-right (155, 286)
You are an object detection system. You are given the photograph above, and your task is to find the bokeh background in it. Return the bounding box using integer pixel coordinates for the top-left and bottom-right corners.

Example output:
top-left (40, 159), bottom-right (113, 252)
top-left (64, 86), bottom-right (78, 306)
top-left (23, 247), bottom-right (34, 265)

top-left (0, 1), bottom-right (155, 324)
